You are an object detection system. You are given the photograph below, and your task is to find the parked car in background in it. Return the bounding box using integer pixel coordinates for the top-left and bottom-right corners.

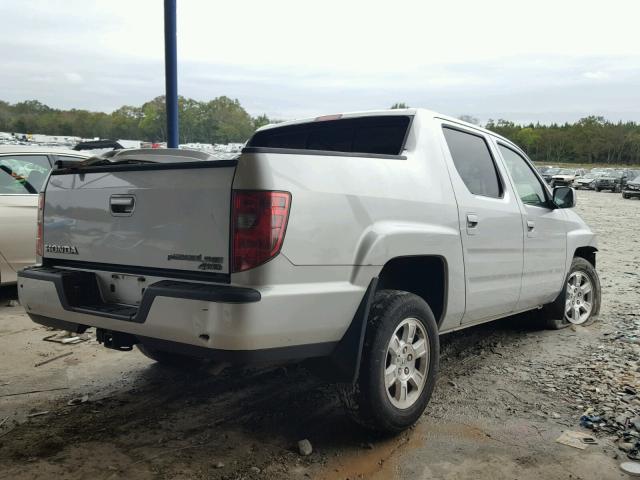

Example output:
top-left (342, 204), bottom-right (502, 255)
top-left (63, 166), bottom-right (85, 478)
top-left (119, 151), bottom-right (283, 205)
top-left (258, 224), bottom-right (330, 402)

top-left (621, 169), bottom-right (640, 191)
top-left (18, 109), bottom-right (600, 433)
top-left (541, 167), bottom-right (561, 184)
top-left (594, 170), bottom-right (625, 192)
top-left (622, 175), bottom-right (640, 199)
top-left (573, 172), bottom-right (601, 190)
top-left (536, 165), bottom-right (553, 175)
top-left (0, 146), bottom-right (88, 285)
top-left (550, 168), bottom-right (586, 188)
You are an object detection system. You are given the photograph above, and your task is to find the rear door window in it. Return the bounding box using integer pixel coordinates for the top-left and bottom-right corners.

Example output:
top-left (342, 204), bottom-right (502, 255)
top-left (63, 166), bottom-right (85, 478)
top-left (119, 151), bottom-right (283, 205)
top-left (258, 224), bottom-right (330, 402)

top-left (442, 127), bottom-right (502, 198)
top-left (247, 116), bottom-right (411, 156)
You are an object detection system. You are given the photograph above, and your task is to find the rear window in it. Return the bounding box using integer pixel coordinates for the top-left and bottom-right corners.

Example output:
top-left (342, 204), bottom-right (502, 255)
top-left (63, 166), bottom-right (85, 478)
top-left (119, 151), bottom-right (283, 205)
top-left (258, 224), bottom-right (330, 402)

top-left (247, 116), bottom-right (411, 156)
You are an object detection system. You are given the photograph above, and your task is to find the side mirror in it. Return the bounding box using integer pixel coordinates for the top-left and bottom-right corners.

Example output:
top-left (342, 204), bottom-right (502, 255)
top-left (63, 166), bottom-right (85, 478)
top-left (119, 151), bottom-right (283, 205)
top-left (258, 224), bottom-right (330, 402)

top-left (553, 186), bottom-right (575, 209)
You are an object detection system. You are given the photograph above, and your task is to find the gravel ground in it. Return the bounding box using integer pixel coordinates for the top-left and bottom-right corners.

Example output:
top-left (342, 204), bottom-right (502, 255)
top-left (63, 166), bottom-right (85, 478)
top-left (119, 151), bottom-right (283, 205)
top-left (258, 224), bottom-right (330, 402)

top-left (0, 189), bottom-right (638, 479)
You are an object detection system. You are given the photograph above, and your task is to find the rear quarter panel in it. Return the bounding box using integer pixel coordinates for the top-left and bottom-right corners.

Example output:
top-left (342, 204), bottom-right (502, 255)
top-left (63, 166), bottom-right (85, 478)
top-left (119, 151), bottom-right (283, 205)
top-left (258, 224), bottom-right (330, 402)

top-left (233, 113), bottom-right (466, 330)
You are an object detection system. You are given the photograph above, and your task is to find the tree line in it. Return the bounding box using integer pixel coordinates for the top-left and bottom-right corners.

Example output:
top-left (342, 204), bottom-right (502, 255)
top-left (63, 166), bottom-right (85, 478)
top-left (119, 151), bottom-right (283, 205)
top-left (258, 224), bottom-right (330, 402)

top-left (2, 96), bottom-right (640, 164)
top-left (486, 117), bottom-right (640, 165)
top-left (0, 96), bottom-right (272, 145)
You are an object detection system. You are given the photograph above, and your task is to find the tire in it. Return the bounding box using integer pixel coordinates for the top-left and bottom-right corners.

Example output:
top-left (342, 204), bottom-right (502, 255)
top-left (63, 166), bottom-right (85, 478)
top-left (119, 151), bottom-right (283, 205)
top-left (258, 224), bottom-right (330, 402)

top-left (594, 187), bottom-right (600, 192)
top-left (623, 193), bottom-right (629, 199)
top-left (339, 290), bottom-right (439, 434)
top-left (542, 257), bottom-right (601, 330)
top-left (137, 343), bottom-right (204, 368)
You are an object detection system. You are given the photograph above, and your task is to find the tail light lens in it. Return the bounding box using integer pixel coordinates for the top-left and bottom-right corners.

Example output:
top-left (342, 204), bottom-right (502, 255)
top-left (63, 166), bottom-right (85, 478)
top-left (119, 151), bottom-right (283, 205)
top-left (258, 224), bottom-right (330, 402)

top-left (232, 190), bottom-right (291, 273)
top-left (36, 192), bottom-right (44, 261)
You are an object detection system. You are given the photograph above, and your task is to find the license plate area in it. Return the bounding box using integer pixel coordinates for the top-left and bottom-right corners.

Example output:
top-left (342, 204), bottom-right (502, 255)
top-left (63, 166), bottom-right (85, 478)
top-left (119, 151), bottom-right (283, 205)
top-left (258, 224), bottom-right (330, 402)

top-left (98, 273), bottom-right (148, 306)
top-left (57, 269), bottom-right (140, 321)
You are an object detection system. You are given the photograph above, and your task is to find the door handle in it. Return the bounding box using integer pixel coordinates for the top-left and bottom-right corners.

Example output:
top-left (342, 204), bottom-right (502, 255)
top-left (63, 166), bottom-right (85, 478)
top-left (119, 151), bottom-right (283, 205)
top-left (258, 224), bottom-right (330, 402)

top-left (110, 195), bottom-right (135, 215)
top-left (527, 220), bottom-right (535, 231)
top-left (466, 214), bottom-right (479, 228)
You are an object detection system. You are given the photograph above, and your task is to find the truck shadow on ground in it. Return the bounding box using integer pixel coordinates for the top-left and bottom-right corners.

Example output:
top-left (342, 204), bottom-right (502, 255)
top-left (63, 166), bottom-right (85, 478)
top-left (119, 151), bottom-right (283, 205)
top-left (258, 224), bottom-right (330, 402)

top-left (1, 309), bottom-right (545, 476)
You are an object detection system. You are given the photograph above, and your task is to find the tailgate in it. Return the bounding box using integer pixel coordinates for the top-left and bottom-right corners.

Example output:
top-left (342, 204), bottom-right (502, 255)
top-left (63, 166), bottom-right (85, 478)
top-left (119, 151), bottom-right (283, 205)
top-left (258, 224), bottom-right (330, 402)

top-left (43, 160), bottom-right (236, 274)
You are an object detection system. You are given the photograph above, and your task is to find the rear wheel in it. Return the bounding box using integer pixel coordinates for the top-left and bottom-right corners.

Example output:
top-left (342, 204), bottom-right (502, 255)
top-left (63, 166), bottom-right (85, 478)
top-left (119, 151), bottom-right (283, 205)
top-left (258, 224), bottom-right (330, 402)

top-left (339, 290), bottom-right (439, 433)
top-left (137, 343), bottom-right (204, 368)
top-left (542, 257), bottom-right (601, 329)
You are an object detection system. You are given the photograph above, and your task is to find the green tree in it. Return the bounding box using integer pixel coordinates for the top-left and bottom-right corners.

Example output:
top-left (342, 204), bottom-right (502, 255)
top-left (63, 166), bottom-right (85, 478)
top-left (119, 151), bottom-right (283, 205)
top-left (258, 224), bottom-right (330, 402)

top-left (253, 114), bottom-right (271, 130)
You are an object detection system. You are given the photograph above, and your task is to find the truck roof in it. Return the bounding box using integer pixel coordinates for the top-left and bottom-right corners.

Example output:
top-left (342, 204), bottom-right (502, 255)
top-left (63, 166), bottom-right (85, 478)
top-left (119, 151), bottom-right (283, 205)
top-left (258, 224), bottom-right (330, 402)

top-left (257, 108), bottom-right (512, 145)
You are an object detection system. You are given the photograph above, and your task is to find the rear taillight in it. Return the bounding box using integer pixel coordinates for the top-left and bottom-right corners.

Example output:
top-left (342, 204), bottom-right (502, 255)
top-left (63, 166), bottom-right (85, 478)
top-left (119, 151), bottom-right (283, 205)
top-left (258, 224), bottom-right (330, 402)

top-left (232, 190), bottom-right (291, 273)
top-left (36, 192), bottom-right (44, 261)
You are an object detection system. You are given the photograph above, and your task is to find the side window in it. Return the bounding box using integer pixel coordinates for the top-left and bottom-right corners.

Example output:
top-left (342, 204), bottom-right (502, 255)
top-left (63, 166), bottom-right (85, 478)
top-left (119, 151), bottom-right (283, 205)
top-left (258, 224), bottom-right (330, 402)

top-left (442, 127), bottom-right (502, 198)
top-left (0, 155), bottom-right (51, 194)
top-left (498, 144), bottom-right (548, 207)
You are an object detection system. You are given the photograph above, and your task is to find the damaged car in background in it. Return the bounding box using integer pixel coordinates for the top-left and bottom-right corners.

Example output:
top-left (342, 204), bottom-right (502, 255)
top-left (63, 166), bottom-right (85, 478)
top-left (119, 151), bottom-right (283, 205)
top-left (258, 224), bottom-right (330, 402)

top-left (540, 167), bottom-right (561, 184)
top-left (573, 172), bottom-right (601, 190)
top-left (549, 168), bottom-right (586, 188)
top-left (622, 174), bottom-right (640, 199)
top-left (0, 146), bottom-right (88, 285)
top-left (594, 170), bottom-right (625, 192)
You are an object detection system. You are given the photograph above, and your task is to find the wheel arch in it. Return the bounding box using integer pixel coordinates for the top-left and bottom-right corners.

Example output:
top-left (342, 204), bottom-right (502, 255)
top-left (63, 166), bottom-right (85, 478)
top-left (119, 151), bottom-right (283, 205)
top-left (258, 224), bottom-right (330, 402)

top-left (376, 255), bottom-right (448, 328)
top-left (574, 246), bottom-right (597, 268)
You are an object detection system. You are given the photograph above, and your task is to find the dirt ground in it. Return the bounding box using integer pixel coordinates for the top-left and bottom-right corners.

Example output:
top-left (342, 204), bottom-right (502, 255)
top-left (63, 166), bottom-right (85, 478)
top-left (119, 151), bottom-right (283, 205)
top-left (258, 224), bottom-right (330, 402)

top-left (0, 189), bottom-right (638, 480)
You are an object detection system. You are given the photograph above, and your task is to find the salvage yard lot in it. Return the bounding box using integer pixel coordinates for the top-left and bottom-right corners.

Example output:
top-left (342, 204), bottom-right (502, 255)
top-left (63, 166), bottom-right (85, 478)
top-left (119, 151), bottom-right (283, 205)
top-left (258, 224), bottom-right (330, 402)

top-left (0, 190), bottom-right (638, 480)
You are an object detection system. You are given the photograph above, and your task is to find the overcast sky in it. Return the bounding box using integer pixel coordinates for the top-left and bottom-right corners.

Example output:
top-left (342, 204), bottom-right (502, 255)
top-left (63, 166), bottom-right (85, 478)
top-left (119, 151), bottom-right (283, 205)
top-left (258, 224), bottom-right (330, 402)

top-left (2, 0), bottom-right (640, 124)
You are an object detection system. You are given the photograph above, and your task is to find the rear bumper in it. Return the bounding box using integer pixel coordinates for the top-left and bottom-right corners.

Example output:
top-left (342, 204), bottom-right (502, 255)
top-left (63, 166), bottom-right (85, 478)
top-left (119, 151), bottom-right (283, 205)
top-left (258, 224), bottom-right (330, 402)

top-left (19, 267), bottom-right (260, 323)
top-left (18, 263), bottom-right (364, 361)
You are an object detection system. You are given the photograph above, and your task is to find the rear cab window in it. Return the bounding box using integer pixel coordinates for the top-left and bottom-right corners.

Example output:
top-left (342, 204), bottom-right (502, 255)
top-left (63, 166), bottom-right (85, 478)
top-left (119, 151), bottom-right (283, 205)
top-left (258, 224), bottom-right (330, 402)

top-left (442, 127), bottom-right (503, 198)
top-left (246, 115), bottom-right (411, 157)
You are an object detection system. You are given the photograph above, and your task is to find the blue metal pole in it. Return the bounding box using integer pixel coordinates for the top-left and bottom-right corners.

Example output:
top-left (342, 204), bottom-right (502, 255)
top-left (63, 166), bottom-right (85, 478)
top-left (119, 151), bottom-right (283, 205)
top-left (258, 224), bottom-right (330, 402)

top-left (164, 0), bottom-right (179, 148)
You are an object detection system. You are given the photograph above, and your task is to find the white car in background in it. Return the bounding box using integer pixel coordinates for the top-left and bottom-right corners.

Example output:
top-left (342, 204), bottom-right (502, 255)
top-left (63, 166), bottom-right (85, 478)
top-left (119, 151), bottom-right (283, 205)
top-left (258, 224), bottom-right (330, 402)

top-left (550, 168), bottom-right (586, 188)
top-left (0, 146), bottom-right (88, 285)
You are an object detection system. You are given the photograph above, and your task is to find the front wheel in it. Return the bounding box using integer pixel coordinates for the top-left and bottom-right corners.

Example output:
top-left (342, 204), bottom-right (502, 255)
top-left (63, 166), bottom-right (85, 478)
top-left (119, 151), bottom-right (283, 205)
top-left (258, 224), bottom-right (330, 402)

top-left (623, 193), bottom-right (629, 199)
top-left (542, 257), bottom-right (601, 329)
top-left (339, 290), bottom-right (439, 433)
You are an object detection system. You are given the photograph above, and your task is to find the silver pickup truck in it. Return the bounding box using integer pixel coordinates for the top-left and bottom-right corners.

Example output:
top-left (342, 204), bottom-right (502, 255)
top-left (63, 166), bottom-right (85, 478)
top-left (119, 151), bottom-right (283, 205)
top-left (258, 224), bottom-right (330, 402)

top-left (18, 109), bottom-right (600, 433)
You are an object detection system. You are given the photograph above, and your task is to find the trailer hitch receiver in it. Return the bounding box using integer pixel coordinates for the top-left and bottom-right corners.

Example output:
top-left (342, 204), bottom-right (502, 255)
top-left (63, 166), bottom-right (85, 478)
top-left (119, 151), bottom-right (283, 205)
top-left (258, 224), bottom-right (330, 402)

top-left (96, 329), bottom-right (137, 351)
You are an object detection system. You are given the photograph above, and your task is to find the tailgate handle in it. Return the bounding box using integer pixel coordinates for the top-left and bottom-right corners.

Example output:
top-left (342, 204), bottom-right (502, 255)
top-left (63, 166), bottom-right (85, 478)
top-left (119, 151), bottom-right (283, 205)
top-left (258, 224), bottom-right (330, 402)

top-left (110, 195), bottom-right (135, 215)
